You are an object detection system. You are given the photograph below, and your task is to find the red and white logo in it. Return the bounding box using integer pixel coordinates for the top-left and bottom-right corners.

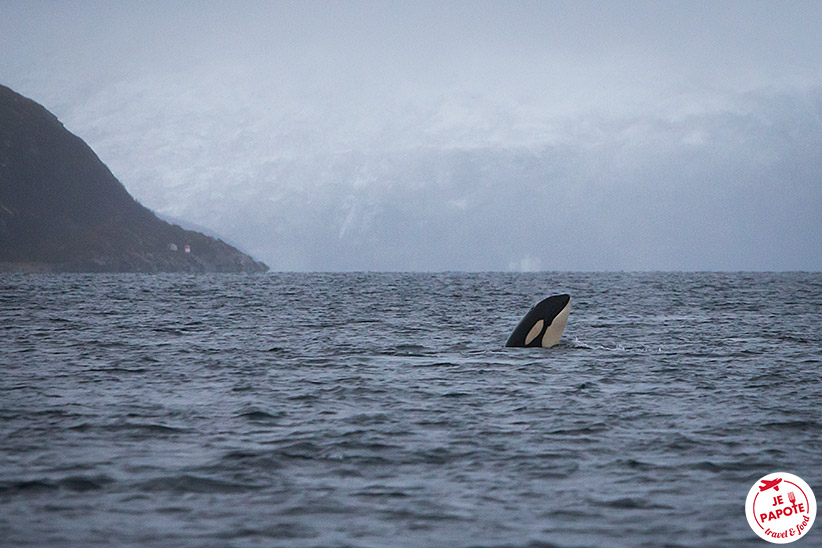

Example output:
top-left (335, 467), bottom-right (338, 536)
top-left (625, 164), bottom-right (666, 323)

top-left (746, 472), bottom-right (816, 543)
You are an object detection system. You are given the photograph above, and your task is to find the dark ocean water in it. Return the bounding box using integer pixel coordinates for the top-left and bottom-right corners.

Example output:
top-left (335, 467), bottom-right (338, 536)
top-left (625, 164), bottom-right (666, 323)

top-left (1, 272), bottom-right (821, 548)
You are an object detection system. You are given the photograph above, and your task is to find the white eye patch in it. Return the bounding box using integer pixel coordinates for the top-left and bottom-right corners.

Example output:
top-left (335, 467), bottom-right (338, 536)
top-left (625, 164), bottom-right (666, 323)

top-left (524, 319), bottom-right (544, 345)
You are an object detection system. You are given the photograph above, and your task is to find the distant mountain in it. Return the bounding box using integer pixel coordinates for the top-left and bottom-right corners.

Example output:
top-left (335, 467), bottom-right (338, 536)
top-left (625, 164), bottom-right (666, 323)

top-left (0, 84), bottom-right (267, 273)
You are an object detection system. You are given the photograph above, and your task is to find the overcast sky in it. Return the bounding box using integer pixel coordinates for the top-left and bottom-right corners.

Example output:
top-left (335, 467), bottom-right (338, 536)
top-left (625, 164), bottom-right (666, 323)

top-left (2, 0), bottom-right (821, 270)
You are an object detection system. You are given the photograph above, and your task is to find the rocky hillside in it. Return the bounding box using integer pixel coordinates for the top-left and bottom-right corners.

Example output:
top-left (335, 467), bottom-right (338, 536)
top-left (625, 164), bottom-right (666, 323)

top-left (0, 84), bottom-right (267, 273)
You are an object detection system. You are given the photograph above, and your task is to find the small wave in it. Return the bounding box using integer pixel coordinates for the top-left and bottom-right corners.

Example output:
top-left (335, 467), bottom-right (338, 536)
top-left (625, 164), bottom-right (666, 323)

top-left (691, 461), bottom-right (724, 472)
top-left (343, 412), bottom-right (391, 426)
top-left (237, 409), bottom-right (286, 422)
top-left (745, 371), bottom-right (789, 386)
top-left (406, 446), bottom-right (475, 465)
top-left (521, 459), bottom-right (581, 479)
top-left (219, 449), bottom-right (261, 461)
top-left (209, 449), bottom-right (286, 472)
top-left (0, 474), bottom-right (113, 494)
top-left (354, 486), bottom-right (411, 498)
top-left (759, 419), bottom-right (820, 431)
top-left (616, 458), bottom-right (672, 472)
top-left (275, 441), bottom-right (323, 460)
top-left (287, 393), bottom-right (319, 402)
top-left (136, 474), bottom-right (260, 494)
top-left (593, 496), bottom-right (674, 510)
top-left (547, 422), bottom-right (610, 436)
top-left (777, 334), bottom-right (812, 344)
top-left (420, 361), bottom-right (460, 367)
top-left (127, 422), bottom-right (189, 433)
top-left (152, 326), bottom-right (185, 335)
top-left (0, 479), bottom-right (57, 494)
top-left (58, 474), bottom-right (114, 492)
top-left (83, 366), bottom-right (148, 374)
top-left (69, 421), bottom-right (188, 436)
top-left (48, 316), bottom-right (73, 323)
top-left (212, 522), bottom-right (319, 541)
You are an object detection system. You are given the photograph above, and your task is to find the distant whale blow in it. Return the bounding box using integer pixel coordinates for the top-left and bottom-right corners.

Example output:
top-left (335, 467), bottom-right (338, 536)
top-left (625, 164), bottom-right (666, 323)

top-left (505, 294), bottom-right (571, 348)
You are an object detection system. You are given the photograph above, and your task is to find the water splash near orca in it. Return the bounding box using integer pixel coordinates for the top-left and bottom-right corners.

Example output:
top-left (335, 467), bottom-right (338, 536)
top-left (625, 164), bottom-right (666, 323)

top-left (506, 294), bottom-right (571, 348)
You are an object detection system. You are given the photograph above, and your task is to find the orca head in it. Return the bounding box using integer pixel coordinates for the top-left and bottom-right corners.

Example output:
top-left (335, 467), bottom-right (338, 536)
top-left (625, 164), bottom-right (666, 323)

top-left (505, 294), bottom-right (571, 348)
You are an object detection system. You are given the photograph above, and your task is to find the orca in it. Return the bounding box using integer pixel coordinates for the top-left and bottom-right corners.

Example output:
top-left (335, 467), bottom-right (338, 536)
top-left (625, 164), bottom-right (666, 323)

top-left (505, 294), bottom-right (571, 348)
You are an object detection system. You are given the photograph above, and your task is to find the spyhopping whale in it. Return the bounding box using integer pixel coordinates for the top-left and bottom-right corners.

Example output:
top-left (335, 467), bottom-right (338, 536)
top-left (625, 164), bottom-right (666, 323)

top-left (505, 294), bottom-right (571, 348)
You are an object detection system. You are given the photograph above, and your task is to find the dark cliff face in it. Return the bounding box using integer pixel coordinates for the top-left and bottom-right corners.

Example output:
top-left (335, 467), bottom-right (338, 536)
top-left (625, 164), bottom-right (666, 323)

top-left (0, 84), bottom-right (268, 273)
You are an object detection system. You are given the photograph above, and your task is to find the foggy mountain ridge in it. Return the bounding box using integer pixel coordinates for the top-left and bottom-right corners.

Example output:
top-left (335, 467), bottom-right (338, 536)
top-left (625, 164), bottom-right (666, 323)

top-left (49, 78), bottom-right (822, 271)
top-left (0, 83), bottom-right (268, 273)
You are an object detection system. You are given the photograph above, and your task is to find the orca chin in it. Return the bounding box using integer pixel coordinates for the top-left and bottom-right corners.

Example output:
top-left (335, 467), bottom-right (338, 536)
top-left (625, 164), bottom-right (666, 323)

top-left (505, 294), bottom-right (571, 348)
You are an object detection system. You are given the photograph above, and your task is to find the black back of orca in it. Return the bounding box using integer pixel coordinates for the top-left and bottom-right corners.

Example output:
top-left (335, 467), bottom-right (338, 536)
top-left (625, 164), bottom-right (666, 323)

top-left (505, 294), bottom-right (571, 348)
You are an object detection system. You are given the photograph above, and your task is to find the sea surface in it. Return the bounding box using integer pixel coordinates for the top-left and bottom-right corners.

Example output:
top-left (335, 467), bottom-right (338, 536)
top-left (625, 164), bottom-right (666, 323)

top-left (1, 272), bottom-right (820, 547)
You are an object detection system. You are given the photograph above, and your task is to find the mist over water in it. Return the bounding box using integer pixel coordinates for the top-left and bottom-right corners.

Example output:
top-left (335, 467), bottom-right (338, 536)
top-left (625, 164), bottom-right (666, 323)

top-left (2, 272), bottom-right (821, 547)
